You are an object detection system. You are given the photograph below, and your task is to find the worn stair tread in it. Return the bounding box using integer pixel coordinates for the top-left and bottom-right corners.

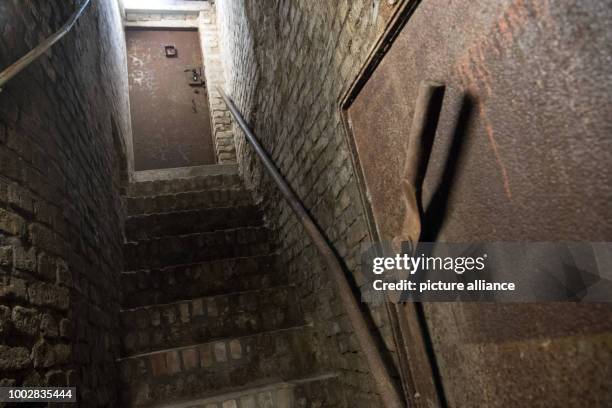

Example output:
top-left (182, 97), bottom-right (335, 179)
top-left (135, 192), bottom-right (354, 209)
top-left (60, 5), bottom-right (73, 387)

top-left (123, 227), bottom-right (274, 270)
top-left (118, 326), bottom-right (318, 407)
top-left (124, 226), bottom-right (271, 245)
top-left (127, 188), bottom-right (254, 216)
top-left (120, 173), bottom-right (319, 407)
top-left (132, 164), bottom-right (239, 183)
top-left (121, 284), bottom-right (297, 312)
top-left (121, 255), bottom-right (287, 309)
top-left (128, 173), bottom-right (243, 197)
top-left (125, 205), bottom-right (264, 240)
top-left (118, 325), bottom-right (311, 361)
top-left (149, 372), bottom-right (341, 408)
top-left (120, 285), bottom-right (303, 356)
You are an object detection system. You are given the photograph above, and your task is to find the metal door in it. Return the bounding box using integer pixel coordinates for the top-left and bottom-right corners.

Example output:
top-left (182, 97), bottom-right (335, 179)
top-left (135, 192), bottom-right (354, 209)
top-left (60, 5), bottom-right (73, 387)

top-left (345, 0), bottom-right (612, 406)
top-left (127, 28), bottom-right (215, 171)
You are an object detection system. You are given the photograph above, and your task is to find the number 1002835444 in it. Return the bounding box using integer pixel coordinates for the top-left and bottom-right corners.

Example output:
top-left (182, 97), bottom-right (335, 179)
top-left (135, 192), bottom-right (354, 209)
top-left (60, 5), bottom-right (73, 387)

top-left (0, 387), bottom-right (76, 403)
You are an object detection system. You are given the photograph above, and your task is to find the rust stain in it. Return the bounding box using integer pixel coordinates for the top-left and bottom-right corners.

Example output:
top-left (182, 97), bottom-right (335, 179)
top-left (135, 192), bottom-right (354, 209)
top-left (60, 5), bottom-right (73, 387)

top-left (452, 0), bottom-right (556, 200)
top-left (455, 59), bottom-right (512, 198)
top-left (484, 120), bottom-right (513, 199)
top-left (456, 1), bottom-right (559, 201)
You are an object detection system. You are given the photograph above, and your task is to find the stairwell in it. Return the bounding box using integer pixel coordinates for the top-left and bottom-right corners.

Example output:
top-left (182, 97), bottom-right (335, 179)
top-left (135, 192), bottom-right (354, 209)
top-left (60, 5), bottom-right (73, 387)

top-left (117, 166), bottom-right (341, 408)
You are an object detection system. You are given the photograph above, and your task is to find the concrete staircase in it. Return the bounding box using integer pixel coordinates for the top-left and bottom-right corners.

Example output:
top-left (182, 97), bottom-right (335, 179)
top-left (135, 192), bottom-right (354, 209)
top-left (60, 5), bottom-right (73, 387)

top-left (118, 166), bottom-right (339, 407)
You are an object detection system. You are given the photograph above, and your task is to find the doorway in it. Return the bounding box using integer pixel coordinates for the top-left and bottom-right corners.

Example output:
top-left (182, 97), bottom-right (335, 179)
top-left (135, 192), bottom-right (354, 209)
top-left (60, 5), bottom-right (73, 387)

top-left (126, 28), bottom-right (216, 171)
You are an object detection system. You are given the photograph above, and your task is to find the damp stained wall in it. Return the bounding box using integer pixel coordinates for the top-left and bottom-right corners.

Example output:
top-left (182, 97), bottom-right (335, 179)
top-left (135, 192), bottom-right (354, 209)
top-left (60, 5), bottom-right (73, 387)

top-left (0, 1), bottom-right (131, 405)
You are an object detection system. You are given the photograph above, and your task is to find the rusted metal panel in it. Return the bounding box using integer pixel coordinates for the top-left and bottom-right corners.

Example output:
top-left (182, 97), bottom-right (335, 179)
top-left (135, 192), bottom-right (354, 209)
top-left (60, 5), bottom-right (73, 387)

top-left (127, 28), bottom-right (215, 170)
top-left (346, 0), bottom-right (612, 406)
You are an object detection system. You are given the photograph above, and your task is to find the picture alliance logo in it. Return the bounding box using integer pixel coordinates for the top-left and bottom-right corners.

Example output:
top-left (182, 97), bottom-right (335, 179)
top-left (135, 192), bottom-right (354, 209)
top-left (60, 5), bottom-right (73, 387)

top-left (372, 253), bottom-right (489, 275)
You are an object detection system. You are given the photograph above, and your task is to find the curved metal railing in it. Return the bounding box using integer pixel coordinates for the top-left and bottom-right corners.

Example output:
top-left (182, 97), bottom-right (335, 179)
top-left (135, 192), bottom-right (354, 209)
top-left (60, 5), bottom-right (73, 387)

top-left (217, 86), bottom-right (405, 408)
top-left (0, 0), bottom-right (91, 91)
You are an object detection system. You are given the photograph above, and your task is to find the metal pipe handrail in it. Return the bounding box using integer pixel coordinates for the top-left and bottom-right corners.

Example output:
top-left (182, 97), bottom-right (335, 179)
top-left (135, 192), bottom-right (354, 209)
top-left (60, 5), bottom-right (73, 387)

top-left (217, 86), bottom-right (405, 408)
top-left (0, 0), bottom-right (91, 91)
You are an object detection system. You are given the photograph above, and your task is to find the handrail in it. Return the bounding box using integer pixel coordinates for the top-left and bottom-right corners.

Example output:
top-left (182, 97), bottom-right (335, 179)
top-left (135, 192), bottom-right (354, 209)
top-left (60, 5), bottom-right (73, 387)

top-left (217, 87), bottom-right (405, 408)
top-left (0, 0), bottom-right (91, 91)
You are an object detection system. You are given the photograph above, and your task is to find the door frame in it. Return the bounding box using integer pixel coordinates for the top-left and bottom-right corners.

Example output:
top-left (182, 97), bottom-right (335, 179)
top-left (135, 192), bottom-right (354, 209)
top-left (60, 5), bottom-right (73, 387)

top-left (337, 1), bottom-right (447, 406)
top-left (119, 1), bottom-right (233, 180)
top-left (123, 25), bottom-right (217, 171)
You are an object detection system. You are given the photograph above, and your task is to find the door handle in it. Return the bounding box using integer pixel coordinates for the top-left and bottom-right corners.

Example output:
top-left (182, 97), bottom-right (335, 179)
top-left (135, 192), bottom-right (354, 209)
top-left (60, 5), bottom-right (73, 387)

top-left (184, 67), bottom-right (205, 87)
top-left (396, 81), bottom-right (445, 252)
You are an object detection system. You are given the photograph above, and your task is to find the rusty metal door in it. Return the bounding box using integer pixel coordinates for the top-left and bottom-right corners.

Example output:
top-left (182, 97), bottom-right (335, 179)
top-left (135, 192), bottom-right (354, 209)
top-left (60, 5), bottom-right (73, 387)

top-left (345, 0), bottom-right (612, 407)
top-left (127, 28), bottom-right (215, 171)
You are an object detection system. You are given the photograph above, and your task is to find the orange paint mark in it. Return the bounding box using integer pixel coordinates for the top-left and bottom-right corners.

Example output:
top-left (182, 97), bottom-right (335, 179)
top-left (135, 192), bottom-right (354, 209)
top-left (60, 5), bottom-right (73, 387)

top-left (505, 0), bottom-right (528, 32)
top-left (498, 16), bottom-right (514, 44)
top-left (457, 62), bottom-right (512, 199)
top-left (451, 0), bottom-right (549, 200)
top-left (531, 0), bottom-right (552, 20)
top-left (484, 121), bottom-right (513, 199)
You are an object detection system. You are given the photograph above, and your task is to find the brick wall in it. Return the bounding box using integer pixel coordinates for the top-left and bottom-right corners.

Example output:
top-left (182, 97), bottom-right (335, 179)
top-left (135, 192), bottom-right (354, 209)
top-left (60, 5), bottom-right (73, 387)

top-left (0, 0), bottom-right (130, 406)
top-left (217, 1), bottom-right (402, 406)
top-left (198, 6), bottom-right (237, 164)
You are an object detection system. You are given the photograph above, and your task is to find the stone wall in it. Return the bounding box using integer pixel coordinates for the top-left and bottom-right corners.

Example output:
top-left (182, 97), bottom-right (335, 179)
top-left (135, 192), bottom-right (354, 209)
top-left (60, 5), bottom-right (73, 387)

top-left (198, 5), bottom-right (237, 164)
top-left (0, 0), bottom-right (130, 406)
top-left (217, 1), bottom-right (402, 406)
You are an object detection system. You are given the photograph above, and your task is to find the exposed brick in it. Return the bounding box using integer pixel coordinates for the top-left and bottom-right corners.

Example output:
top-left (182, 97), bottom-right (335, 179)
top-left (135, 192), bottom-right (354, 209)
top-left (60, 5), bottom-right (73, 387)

top-left (120, 286), bottom-right (301, 355)
top-left (0, 345), bottom-right (31, 370)
top-left (256, 391), bottom-right (274, 408)
top-left (240, 395), bottom-right (256, 408)
top-left (11, 306), bottom-right (41, 336)
top-left (28, 224), bottom-right (64, 257)
top-left (181, 347), bottom-right (199, 371)
top-left (0, 246), bottom-right (12, 267)
top-left (150, 353), bottom-right (167, 377)
top-left (221, 400), bottom-right (237, 408)
top-left (13, 245), bottom-right (37, 272)
top-left (59, 318), bottom-right (72, 338)
top-left (0, 276), bottom-right (27, 301)
top-left (213, 342), bottom-right (227, 363)
top-left (0, 305), bottom-right (11, 336)
top-left (32, 341), bottom-right (71, 368)
top-left (166, 350), bottom-right (182, 374)
top-left (0, 208), bottom-right (25, 235)
top-left (40, 313), bottom-right (59, 338)
top-left (229, 339), bottom-right (242, 360)
top-left (27, 282), bottom-right (69, 310)
top-left (0, 1), bottom-right (128, 400)
top-left (199, 343), bottom-right (214, 368)
top-left (36, 251), bottom-right (57, 282)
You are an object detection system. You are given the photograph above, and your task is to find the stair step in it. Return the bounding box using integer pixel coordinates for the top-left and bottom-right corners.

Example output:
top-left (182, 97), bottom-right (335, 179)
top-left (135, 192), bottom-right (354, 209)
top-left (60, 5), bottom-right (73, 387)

top-left (292, 373), bottom-right (346, 408)
top-left (128, 174), bottom-right (243, 198)
top-left (120, 286), bottom-right (303, 356)
top-left (132, 164), bottom-right (239, 183)
top-left (120, 169), bottom-right (321, 407)
top-left (121, 255), bottom-right (286, 309)
top-left (118, 326), bottom-right (317, 407)
top-left (123, 227), bottom-right (273, 270)
top-left (126, 206), bottom-right (264, 240)
top-left (149, 373), bottom-right (340, 408)
top-left (126, 188), bottom-right (254, 216)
